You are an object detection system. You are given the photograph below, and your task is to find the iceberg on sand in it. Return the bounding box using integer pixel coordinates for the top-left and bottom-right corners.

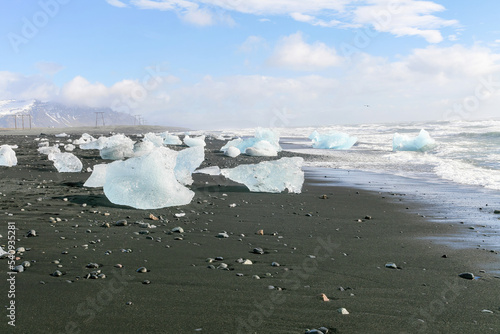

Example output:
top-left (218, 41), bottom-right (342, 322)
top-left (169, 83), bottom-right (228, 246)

top-left (103, 147), bottom-right (194, 209)
top-left (0, 145), bottom-right (17, 167)
top-left (220, 128), bottom-right (281, 157)
top-left (99, 134), bottom-right (135, 160)
top-left (221, 157), bottom-right (304, 193)
top-left (393, 129), bottom-right (436, 152)
top-left (83, 164), bottom-right (108, 187)
top-left (309, 130), bottom-right (357, 150)
top-left (160, 131), bottom-right (182, 145)
top-left (184, 135), bottom-right (206, 147)
top-left (48, 152), bottom-right (83, 172)
top-left (174, 146), bottom-right (205, 185)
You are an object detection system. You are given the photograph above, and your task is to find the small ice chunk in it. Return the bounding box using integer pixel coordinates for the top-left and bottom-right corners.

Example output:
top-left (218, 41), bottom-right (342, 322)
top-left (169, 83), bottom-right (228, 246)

top-left (142, 132), bottom-right (164, 147)
top-left (100, 134), bottom-right (135, 160)
top-left (245, 140), bottom-right (278, 156)
top-left (224, 146), bottom-right (241, 158)
top-left (48, 152), bottom-right (83, 172)
top-left (73, 133), bottom-right (95, 145)
top-left (64, 144), bottom-right (75, 152)
top-left (393, 129), bottom-right (436, 151)
top-left (83, 164), bottom-right (107, 187)
top-left (221, 157), bottom-right (304, 193)
top-left (220, 128), bottom-right (281, 157)
top-left (38, 145), bottom-right (61, 155)
top-left (174, 146), bottom-right (205, 185)
top-left (55, 133), bottom-right (69, 138)
top-left (0, 145), bottom-right (17, 167)
top-left (309, 130), bottom-right (357, 150)
top-left (159, 131), bottom-right (182, 145)
top-left (194, 166), bottom-right (221, 176)
top-left (103, 147), bottom-right (194, 209)
top-left (80, 136), bottom-right (108, 150)
top-left (184, 135), bottom-right (206, 147)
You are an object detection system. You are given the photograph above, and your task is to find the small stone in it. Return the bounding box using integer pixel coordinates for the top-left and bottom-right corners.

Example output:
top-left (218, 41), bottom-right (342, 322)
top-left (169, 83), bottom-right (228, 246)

top-left (114, 264), bottom-right (123, 268)
top-left (51, 270), bottom-right (63, 277)
top-left (21, 261), bottom-right (31, 268)
top-left (252, 247), bottom-right (264, 254)
top-left (26, 229), bottom-right (37, 237)
top-left (256, 229), bottom-right (264, 235)
top-left (458, 272), bottom-right (475, 280)
top-left (338, 307), bottom-right (349, 315)
top-left (271, 262), bottom-right (280, 267)
top-left (172, 227), bottom-right (184, 233)
top-left (115, 220), bottom-right (128, 226)
top-left (385, 262), bottom-right (398, 269)
top-left (242, 259), bottom-right (253, 265)
top-left (126, 301), bottom-right (133, 305)
top-left (86, 262), bottom-right (100, 269)
top-left (142, 280), bottom-right (151, 285)
top-left (481, 309), bottom-right (494, 313)
top-left (364, 215), bottom-right (372, 220)
top-left (13, 265), bottom-right (24, 272)
top-left (320, 293), bottom-right (329, 302)
top-left (217, 232), bottom-right (229, 238)
top-left (217, 263), bottom-right (228, 270)
top-left (136, 267), bottom-right (148, 273)
top-left (236, 273), bottom-right (244, 277)
top-left (252, 275), bottom-right (260, 279)
top-left (102, 222), bottom-right (111, 228)
top-left (16, 247), bottom-right (26, 254)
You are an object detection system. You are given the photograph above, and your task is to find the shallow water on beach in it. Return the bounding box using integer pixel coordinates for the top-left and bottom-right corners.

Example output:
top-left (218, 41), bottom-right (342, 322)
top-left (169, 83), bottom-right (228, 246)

top-left (304, 167), bottom-right (500, 255)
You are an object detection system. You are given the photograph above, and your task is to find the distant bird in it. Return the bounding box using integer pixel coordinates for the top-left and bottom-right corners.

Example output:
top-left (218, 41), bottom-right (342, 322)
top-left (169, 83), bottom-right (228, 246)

top-left (364, 104), bottom-right (370, 107)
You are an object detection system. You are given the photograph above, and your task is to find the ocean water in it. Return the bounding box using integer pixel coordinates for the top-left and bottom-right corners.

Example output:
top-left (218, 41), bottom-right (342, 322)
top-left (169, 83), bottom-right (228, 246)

top-left (219, 119), bottom-right (500, 252)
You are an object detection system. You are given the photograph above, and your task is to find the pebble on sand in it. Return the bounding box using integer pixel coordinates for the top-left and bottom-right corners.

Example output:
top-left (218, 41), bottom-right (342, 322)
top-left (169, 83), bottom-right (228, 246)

top-left (337, 307), bottom-right (349, 315)
top-left (458, 272), bottom-right (475, 280)
top-left (320, 293), bottom-right (330, 302)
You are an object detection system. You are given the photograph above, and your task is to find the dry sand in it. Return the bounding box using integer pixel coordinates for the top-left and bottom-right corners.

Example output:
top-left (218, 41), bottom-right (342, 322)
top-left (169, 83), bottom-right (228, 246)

top-left (0, 128), bottom-right (499, 333)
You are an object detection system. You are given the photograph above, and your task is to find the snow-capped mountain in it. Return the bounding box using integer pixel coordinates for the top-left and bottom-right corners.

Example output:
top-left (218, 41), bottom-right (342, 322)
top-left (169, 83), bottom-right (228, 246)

top-left (0, 100), bottom-right (137, 128)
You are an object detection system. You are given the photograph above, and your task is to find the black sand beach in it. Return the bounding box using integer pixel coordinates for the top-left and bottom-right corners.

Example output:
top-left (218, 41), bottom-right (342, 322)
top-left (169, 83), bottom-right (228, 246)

top-left (1, 127), bottom-right (499, 333)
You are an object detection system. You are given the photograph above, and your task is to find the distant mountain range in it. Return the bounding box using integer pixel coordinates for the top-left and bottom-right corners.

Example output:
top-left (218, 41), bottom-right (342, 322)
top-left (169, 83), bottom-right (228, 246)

top-left (0, 100), bottom-right (137, 129)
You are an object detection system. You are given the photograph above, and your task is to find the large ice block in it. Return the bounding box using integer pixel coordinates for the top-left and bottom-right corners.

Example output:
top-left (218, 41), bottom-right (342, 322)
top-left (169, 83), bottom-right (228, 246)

top-left (220, 128), bottom-right (282, 157)
top-left (99, 134), bottom-right (135, 160)
top-left (174, 146), bottom-right (205, 185)
top-left (183, 135), bottom-right (206, 147)
top-left (83, 164), bottom-right (107, 187)
top-left (103, 147), bottom-right (194, 209)
top-left (48, 152), bottom-right (83, 172)
top-left (0, 145), bottom-right (17, 167)
top-left (309, 130), bottom-right (357, 150)
top-left (393, 129), bottom-right (436, 151)
top-left (221, 157), bottom-right (304, 193)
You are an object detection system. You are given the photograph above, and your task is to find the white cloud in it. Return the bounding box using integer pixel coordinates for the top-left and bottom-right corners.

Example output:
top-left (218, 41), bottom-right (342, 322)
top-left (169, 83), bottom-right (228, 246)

top-left (35, 61), bottom-right (65, 75)
top-left (4, 44), bottom-right (500, 128)
top-left (106, 0), bottom-right (128, 8)
top-left (352, 0), bottom-right (458, 43)
top-left (268, 32), bottom-right (343, 70)
top-left (0, 72), bottom-right (58, 101)
top-left (239, 35), bottom-right (266, 53)
top-left (109, 0), bottom-right (458, 42)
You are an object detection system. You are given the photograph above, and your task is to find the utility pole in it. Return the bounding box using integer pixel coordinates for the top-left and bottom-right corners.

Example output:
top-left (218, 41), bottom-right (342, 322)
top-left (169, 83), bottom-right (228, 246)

top-left (95, 112), bottom-right (105, 127)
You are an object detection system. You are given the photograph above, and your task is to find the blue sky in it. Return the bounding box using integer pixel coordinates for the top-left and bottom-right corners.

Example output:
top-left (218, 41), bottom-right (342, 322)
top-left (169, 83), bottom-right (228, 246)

top-left (1, 0), bottom-right (500, 129)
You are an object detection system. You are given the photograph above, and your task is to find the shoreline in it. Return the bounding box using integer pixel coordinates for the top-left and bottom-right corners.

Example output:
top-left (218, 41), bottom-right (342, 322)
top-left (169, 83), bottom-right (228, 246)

top-left (0, 132), bottom-right (499, 333)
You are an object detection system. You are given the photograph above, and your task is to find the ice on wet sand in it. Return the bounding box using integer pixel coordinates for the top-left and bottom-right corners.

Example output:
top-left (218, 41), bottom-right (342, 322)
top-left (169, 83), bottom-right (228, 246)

top-left (0, 145), bottom-right (17, 167)
top-left (309, 130), bottom-right (357, 150)
top-left (221, 157), bottom-right (304, 193)
top-left (103, 147), bottom-right (194, 209)
top-left (48, 152), bottom-right (83, 172)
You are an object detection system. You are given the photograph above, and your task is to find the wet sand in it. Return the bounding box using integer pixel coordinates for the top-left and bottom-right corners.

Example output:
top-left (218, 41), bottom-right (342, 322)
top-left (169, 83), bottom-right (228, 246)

top-left (1, 128), bottom-right (499, 333)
